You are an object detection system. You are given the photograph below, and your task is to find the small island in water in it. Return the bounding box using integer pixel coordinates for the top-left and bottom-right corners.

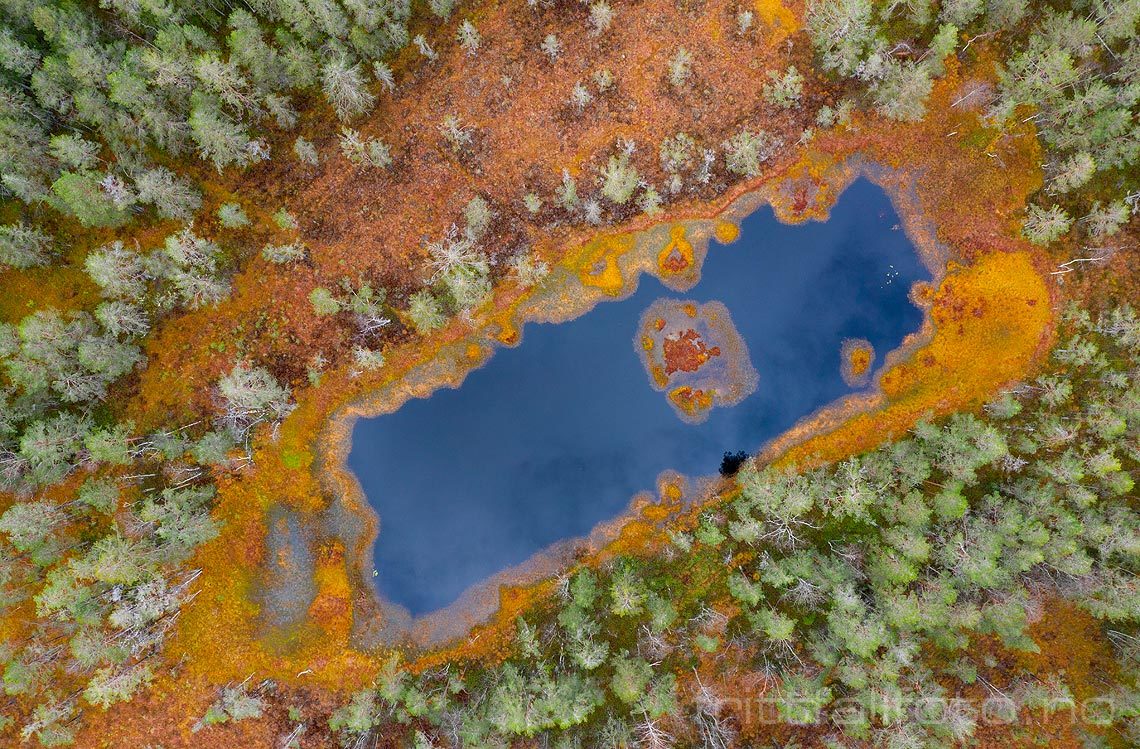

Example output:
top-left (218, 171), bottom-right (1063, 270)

top-left (636, 298), bottom-right (758, 424)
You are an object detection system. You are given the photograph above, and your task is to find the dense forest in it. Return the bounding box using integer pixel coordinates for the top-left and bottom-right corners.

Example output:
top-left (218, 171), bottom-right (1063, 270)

top-left (0, 0), bottom-right (1137, 745)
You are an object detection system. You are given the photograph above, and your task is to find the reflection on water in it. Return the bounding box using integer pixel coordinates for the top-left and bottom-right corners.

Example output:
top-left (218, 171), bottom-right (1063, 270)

top-left (348, 179), bottom-right (930, 615)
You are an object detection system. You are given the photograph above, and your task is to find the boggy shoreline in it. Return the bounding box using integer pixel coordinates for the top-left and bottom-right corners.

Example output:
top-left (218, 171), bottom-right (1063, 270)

top-left (307, 157), bottom-right (950, 650)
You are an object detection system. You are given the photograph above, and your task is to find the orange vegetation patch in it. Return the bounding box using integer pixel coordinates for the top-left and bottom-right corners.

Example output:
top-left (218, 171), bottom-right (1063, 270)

top-left (754, 0), bottom-right (801, 43)
top-left (713, 220), bottom-right (741, 244)
top-left (668, 385), bottom-right (716, 415)
top-left (307, 542), bottom-right (354, 640)
top-left (771, 250), bottom-right (1051, 468)
top-left (910, 279), bottom-right (937, 308)
top-left (0, 265), bottom-right (99, 323)
top-left (956, 597), bottom-right (1118, 748)
top-left (74, 672), bottom-right (277, 749)
top-left (573, 233), bottom-right (635, 295)
top-left (656, 225), bottom-right (695, 275)
top-left (847, 346), bottom-right (872, 377)
top-left (1018, 598), bottom-right (1120, 704)
top-left (839, 337), bottom-right (875, 387)
top-left (167, 419), bottom-right (383, 694)
top-left (662, 329), bottom-right (721, 374)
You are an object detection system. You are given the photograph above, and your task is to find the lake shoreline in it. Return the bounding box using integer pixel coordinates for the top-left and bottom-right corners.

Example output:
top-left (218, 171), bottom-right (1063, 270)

top-left (312, 157), bottom-right (950, 650)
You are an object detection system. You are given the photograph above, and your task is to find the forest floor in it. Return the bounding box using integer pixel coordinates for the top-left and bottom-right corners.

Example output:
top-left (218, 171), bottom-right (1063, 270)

top-left (2, 0), bottom-right (1137, 745)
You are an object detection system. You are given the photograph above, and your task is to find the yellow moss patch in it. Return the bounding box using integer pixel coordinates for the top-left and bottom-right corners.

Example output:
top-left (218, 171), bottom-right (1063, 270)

top-left (661, 481), bottom-right (684, 503)
top-left (713, 220), bottom-right (741, 244)
top-left (569, 233), bottom-right (636, 295)
top-left (308, 543), bottom-right (354, 640)
top-left (280, 449), bottom-right (311, 470)
top-left (640, 503), bottom-right (674, 522)
top-left (614, 518), bottom-right (657, 549)
top-left (754, 0), bottom-right (800, 41)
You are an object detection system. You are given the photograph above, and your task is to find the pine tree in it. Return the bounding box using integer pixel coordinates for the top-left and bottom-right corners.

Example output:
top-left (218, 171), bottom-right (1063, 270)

top-left (1049, 151), bottom-right (1096, 193)
top-left (321, 57), bottom-right (376, 121)
top-left (84, 663), bottom-right (155, 709)
top-left (0, 224), bottom-right (55, 269)
top-left (217, 363), bottom-right (293, 439)
top-left (599, 152), bottom-right (639, 204)
top-left (134, 167), bottom-right (202, 220)
top-left (408, 291), bottom-right (447, 333)
top-left (189, 95), bottom-right (267, 172)
top-left (589, 1), bottom-right (615, 35)
top-left (49, 134), bottom-right (100, 171)
top-left (216, 202), bottom-right (250, 228)
top-left (722, 128), bottom-right (775, 177)
top-left (0, 502), bottom-right (64, 554)
top-left (50, 172), bottom-right (130, 227)
top-left (806, 0), bottom-right (877, 76)
top-left (456, 21), bottom-right (481, 55)
top-left (873, 60), bottom-right (934, 122)
top-left (1022, 203), bottom-right (1073, 244)
top-left (293, 136), bottom-right (320, 165)
top-left (762, 66), bottom-right (805, 108)
top-left (309, 287), bottom-right (342, 316)
top-left (667, 48), bottom-right (692, 89)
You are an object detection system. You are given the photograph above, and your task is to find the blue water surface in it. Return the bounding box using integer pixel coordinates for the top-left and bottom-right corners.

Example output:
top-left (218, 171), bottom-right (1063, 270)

top-left (349, 179), bottom-right (929, 615)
